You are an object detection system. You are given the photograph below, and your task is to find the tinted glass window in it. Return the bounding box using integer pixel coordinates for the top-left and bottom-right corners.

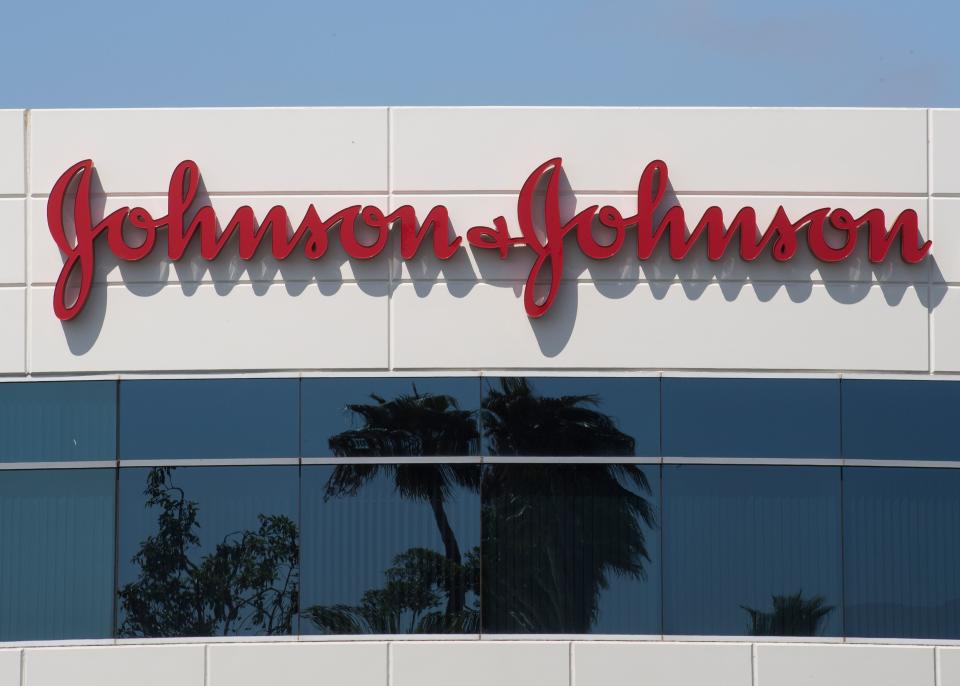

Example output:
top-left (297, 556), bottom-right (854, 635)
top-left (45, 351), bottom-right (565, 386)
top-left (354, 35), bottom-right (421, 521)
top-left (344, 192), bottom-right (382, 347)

top-left (662, 465), bottom-right (842, 637)
top-left (0, 381), bottom-right (116, 462)
top-left (302, 378), bottom-right (481, 457)
top-left (301, 464), bottom-right (481, 634)
top-left (842, 380), bottom-right (960, 460)
top-left (482, 464), bottom-right (661, 634)
top-left (662, 378), bottom-right (841, 458)
top-left (844, 467), bottom-right (960, 638)
top-left (0, 469), bottom-right (115, 640)
top-left (116, 466), bottom-right (299, 637)
top-left (481, 377), bottom-right (659, 456)
top-left (119, 379), bottom-right (299, 459)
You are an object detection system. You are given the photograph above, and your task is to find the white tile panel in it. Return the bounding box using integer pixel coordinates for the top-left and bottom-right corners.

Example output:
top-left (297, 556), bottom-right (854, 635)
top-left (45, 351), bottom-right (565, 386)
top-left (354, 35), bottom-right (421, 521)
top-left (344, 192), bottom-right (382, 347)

top-left (391, 642), bottom-right (568, 686)
top-left (392, 108), bottom-right (927, 194)
top-left (30, 282), bottom-right (388, 373)
top-left (0, 110), bottom-right (24, 195)
top-left (23, 645), bottom-right (203, 686)
top-left (932, 109), bottom-right (960, 195)
top-left (0, 649), bottom-right (19, 686)
top-left (31, 195), bottom-right (393, 285)
top-left (30, 108), bottom-right (387, 195)
top-left (208, 642), bottom-right (386, 686)
top-left (931, 199), bottom-right (960, 283)
top-left (0, 288), bottom-right (25, 374)
top-left (938, 647), bottom-right (960, 686)
top-left (933, 286), bottom-right (960, 372)
top-left (392, 281), bottom-right (929, 371)
top-left (396, 194), bottom-right (929, 283)
top-left (0, 200), bottom-right (25, 284)
top-left (574, 641), bottom-right (752, 686)
top-left (754, 644), bottom-right (933, 686)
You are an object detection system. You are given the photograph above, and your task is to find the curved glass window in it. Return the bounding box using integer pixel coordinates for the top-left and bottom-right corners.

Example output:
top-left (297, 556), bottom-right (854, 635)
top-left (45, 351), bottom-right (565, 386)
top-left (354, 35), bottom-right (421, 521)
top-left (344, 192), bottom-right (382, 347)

top-left (662, 465), bottom-right (842, 637)
top-left (0, 376), bottom-right (957, 642)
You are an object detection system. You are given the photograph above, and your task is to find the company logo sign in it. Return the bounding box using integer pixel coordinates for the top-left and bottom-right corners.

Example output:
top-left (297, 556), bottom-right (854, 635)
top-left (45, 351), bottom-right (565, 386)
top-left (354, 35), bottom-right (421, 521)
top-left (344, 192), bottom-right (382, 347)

top-left (48, 159), bottom-right (931, 321)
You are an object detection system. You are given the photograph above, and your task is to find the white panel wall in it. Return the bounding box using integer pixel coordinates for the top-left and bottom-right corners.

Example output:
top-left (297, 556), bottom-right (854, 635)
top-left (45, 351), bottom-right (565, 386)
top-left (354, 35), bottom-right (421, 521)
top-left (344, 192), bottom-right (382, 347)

top-left (574, 642), bottom-right (753, 686)
top-left (2, 641), bottom-right (958, 686)
top-left (23, 645), bottom-right (204, 686)
top-left (0, 110), bottom-right (24, 374)
top-left (392, 282), bottom-right (929, 371)
top-left (932, 110), bottom-right (960, 195)
top-left (207, 642), bottom-right (387, 686)
top-left (755, 644), bottom-right (934, 686)
top-left (2, 106), bottom-right (956, 375)
top-left (0, 649), bottom-right (19, 686)
top-left (390, 108), bottom-right (927, 194)
top-left (30, 108), bottom-right (388, 194)
top-left (931, 110), bottom-right (960, 372)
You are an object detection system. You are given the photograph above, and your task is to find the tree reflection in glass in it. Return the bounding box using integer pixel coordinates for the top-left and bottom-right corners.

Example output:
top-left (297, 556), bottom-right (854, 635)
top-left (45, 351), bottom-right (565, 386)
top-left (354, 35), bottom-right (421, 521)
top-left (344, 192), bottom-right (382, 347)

top-left (481, 378), bottom-right (659, 634)
top-left (117, 466), bottom-right (299, 638)
top-left (301, 386), bottom-right (482, 634)
top-left (741, 592), bottom-right (835, 636)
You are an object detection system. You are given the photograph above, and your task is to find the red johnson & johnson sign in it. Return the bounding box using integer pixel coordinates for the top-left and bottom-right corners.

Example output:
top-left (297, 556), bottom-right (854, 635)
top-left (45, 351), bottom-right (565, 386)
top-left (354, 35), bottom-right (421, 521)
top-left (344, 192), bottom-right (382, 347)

top-left (48, 158), bottom-right (932, 321)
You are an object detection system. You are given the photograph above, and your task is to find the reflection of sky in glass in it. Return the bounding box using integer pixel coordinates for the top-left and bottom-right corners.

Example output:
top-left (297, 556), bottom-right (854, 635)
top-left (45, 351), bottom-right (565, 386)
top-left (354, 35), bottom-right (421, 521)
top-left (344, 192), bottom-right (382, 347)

top-left (300, 465), bottom-right (481, 634)
top-left (662, 378), bottom-right (841, 459)
top-left (843, 381), bottom-right (960, 460)
top-left (301, 377), bottom-right (482, 457)
top-left (481, 377), bottom-right (659, 456)
top-left (845, 468), bottom-right (960, 639)
top-left (0, 381), bottom-right (116, 462)
top-left (663, 465), bottom-right (842, 637)
top-left (117, 466), bottom-right (299, 637)
top-left (0, 469), bottom-right (115, 641)
top-left (120, 380), bottom-right (300, 459)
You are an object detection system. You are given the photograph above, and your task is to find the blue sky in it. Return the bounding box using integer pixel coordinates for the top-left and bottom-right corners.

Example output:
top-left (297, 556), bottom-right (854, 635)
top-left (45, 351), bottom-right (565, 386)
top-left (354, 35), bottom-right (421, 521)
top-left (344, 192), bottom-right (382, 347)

top-left (0, 0), bottom-right (956, 108)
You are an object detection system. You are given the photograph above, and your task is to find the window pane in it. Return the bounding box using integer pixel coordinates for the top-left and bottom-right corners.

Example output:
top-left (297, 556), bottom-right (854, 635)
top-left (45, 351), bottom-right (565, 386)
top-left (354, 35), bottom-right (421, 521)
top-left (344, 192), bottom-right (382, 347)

top-left (843, 380), bottom-right (960, 460)
top-left (301, 464), bottom-right (481, 634)
top-left (844, 467), bottom-right (960, 638)
top-left (662, 465), bottom-right (842, 637)
top-left (0, 469), bottom-right (115, 640)
top-left (301, 378), bottom-right (481, 457)
top-left (0, 381), bottom-right (116, 463)
top-left (482, 464), bottom-right (661, 634)
top-left (117, 466), bottom-right (299, 637)
top-left (481, 377), bottom-right (659, 456)
top-left (662, 378), bottom-right (841, 458)
top-left (119, 379), bottom-right (299, 460)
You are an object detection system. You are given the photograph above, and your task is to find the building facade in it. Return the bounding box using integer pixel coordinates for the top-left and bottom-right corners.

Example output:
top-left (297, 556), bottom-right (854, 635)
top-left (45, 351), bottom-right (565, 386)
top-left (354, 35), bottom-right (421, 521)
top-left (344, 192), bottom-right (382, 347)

top-left (0, 106), bottom-right (959, 685)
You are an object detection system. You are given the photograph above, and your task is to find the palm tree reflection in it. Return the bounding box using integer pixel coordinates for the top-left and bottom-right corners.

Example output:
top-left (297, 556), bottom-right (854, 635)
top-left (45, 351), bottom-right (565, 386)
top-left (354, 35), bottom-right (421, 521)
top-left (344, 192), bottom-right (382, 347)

top-left (305, 378), bottom-right (657, 634)
top-left (481, 378), bottom-right (655, 632)
top-left (306, 387), bottom-right (481, 633)
top-left (482, 377), bottom-right (636, 456)
top-left (741, 591), bottom-right (835, 636)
